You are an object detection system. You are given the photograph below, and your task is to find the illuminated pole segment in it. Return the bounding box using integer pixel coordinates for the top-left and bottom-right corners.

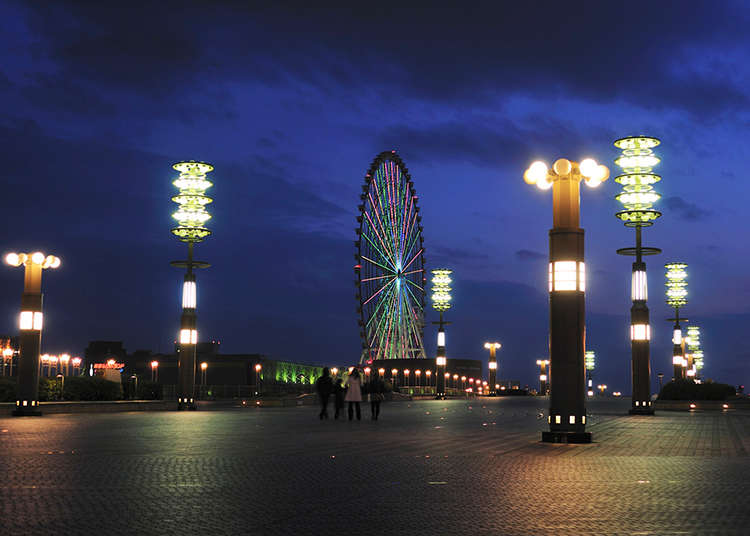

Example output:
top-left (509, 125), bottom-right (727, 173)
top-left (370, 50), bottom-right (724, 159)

top-left (4, 252), bottom-right (61, 416)
top-left (484, 342), bottom-right (501, 395)
top-left (537, 359), bottom-right (550, 395)
top-left (584, 351), bottom-right (595, 396)
top-left (524, 156), bottom-right (609, 443)
top-left (431, 269), bottom-right (452, 398)
top-left (665, 263), bottom-right (688, 382)
top-left (614, 136), bottom-right (662, 415)
top-left (170, 161), bottom-right (214, 411)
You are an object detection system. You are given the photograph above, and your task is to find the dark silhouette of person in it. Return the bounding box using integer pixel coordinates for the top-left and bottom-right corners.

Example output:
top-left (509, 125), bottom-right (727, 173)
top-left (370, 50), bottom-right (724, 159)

top-left (367, 374), bottom-right (385, 420)
top-left (345, 368), bottom-right (362, 421)
top-left (333, 378), bottom-right (345, 419)
top-left (315, 367), bottom-right (333, 420)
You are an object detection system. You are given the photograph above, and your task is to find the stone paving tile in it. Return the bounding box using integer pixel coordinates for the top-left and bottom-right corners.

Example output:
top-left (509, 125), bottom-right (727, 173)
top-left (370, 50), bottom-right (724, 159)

top-left (0, 397), bottom-right (748, 535)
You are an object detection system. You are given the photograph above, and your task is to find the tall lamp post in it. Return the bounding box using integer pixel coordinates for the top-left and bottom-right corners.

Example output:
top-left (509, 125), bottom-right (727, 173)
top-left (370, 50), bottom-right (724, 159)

top-left (665, 263), bottom-right (688, 381)
top-left (584, 351), bottom-right (595, 396)
top-left (431, 269), bottom-right (452, 399)
top-left (536, 359), bottom-right (550, 396)
top-left (613, 136), bottom-right (662, 415)
top-left (484, 342), bottom-right (501, 395)
top-left (254, 363), bottom-right (262, 395)
top-left (5, 252), bottom-right (61, 416)
top-left (523, 156), bottom-right (609, 443)
top-left (170, 161), bottom-right (214, 410)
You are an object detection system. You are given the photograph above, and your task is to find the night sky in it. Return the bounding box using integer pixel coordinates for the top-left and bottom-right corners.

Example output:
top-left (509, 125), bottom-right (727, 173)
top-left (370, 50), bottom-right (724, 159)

top-left (1, 2), bottom-right (748, 393)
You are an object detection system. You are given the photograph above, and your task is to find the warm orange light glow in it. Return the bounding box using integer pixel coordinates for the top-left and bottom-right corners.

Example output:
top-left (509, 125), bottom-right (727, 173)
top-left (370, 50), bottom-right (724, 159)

top-left (391, 368), bottom-right (398, 375)
top-left (255, 364), bottom-right (262, 372)
top-left (200, 362), bottom-right (207, 371)
top-left (107, 359), bottom-right (116, 366)
top-left (425, 370), bottom-right (432, 376)
top-left (444, 372), bottom-right (449, 378)
top-left (151, 360), bottom-right (159, 369)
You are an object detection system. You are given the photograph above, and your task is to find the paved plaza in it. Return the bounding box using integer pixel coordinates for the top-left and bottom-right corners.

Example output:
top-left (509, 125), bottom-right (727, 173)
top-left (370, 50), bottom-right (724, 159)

top-left (1, 397), bottom-right (749, 535)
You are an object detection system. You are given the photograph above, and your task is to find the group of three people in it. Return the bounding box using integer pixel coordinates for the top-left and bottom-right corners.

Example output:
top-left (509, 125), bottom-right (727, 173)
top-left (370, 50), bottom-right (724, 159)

top-left (315, 367), bottom-right (386, 421)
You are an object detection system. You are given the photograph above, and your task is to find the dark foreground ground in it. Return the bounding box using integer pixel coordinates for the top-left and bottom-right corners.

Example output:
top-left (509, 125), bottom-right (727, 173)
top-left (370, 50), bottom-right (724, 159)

top-left (1, 397), bottom-right (749, 535)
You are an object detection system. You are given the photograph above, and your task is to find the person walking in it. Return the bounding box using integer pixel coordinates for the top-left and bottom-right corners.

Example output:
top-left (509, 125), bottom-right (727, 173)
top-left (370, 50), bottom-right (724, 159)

top-left (333, 378), bottom-right (345, 419)
top-left (345, 368), bottom-right (362, 421)
top-left (367, 373), bottom-right (385, 420)
top-left (316, 367), bottom-right (333, 420)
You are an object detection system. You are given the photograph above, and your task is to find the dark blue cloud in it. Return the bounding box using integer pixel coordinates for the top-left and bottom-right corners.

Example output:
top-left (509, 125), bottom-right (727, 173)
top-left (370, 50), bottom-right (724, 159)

top-left (0, 0), bottom-right (747, 392)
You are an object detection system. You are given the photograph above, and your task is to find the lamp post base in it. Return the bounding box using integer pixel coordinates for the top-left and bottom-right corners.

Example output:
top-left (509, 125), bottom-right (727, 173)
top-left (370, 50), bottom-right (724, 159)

top-left (628, 407), bottom-right (655, 415)
top-left (542, 431), bottom-right (592, 444)
top-left (12, 407), bottom-right (42, 417)
top-left (177, 398), bottom-right (197, 411)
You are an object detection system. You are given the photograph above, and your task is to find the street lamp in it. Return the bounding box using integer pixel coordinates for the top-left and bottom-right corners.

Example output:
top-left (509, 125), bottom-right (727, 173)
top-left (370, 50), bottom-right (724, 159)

top-left (613, 136), bottom-right (662, 415)
top-left (536, 359), bottom-right (550, 396)
top-left (524, 156), bottom-right (609, 443)
top-left (254, 363), bottom-right (262, 395)
top-left (5, 251), bottom-right (61, 416)
top-left (665, 262), bottom-right (688, 381)
top-left (584, 350), bottom-right (595, 393)
top-left (597, 384), bottom-right (608, 396)
top-left (200, 362), bottom-right (208, 386)
top-left (403, 369), bottom-right (410, 387)
top-left (425, 369), bottom-right (432, 391)
top-left (415, 369), bottom-right (421, 388)
top-left (59, 353), bottom-right (70, 376)
top-left (484, 342), bottom-right (501, 395)
top-left (170, 161), bottom-right (214, 411)
top-left (378, 367), bottom-right (385, 378)
top-left (1, 347), bottom-right (13, 377)
top-left (72, 357), bottom-right (81, 376)
top-left (151, 360), bottom-right (159, 382)
top-left (431, 269), bottom-right (452, 398)
top-left (391, 368), bottom-right (398, 387)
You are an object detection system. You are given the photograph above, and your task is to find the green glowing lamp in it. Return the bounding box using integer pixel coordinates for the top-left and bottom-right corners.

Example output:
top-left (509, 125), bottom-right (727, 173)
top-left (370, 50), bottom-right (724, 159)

top-left (614, 136), bottom-right (662, 227)
top-left (585, 350), bottom-right (595, 371)
top-left (665, 262), bottom-right (687, 308)
top-left (171, 161), bottom-right (214, 242)
top-left (431, 269), bottom-right (452, 312)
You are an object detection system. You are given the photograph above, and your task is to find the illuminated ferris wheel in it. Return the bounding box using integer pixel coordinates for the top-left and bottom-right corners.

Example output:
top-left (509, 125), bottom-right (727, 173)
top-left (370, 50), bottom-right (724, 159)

top-left (355, 151), bottom-right (426, 363)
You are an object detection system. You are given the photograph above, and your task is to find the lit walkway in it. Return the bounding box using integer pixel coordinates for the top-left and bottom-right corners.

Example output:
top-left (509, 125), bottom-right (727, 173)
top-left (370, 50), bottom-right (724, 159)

top-left (1, 397), bottom-right (748, 535)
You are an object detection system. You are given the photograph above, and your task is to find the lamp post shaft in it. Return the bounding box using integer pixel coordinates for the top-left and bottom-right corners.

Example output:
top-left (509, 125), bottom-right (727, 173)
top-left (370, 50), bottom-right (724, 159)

top-left (488, 345), bottom-right (497, 395)
top-left (546, 226), bottom-right (588, 441)
top-left (14, 262), bottom-right (44, 416)
top-left (177, 242), bottom-right (198, 410)
top-left (539, 361), bottom-right (548, 395)
top-left (629, 227), bottom-right (654, 415)
top-left (436, 311), bottom-right (446, 397)
top-left (630, 267), bottom-right (653, 414)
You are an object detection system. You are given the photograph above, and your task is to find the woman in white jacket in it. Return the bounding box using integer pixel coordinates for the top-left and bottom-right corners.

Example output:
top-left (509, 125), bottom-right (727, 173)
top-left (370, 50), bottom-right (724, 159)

top-left (345, 368), bottom-right (363, 421)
